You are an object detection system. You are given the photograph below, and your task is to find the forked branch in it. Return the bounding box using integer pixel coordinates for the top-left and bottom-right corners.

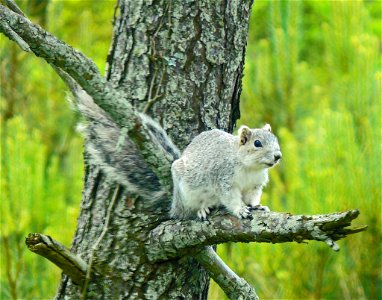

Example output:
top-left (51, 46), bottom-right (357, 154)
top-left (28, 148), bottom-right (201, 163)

top-left (146, 209), bottom-right (366, 299)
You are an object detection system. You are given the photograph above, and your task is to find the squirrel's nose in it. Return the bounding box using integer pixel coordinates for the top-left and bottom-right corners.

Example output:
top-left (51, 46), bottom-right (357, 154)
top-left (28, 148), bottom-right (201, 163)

top-left (274, 152), bottom-right (282, 161)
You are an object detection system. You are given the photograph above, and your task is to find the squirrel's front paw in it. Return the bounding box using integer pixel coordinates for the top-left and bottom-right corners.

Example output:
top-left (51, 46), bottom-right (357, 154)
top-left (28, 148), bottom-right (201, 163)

top-left (248, 204), bottom-right (270, 212)
top-left (197, 207), bottom-right (211, 220)
top-left (232, 206), bottom-right (252, 219)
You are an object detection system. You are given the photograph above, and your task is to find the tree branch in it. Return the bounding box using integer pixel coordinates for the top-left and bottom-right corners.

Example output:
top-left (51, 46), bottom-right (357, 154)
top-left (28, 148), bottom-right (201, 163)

top-left (0, 5), bottom-right (104, 100)
top-left (147, 209), bottom-right (366, 298)
top-left (195, 247), bottom-right (259, 300)
top-left (25, 233), bottom-right (87, 285)
top-left (0, 4), bottom-right (174, 188)
top-left (146, 209), bottom-right (367, 262)
top-left (3, 0), bottom-right (25, 16)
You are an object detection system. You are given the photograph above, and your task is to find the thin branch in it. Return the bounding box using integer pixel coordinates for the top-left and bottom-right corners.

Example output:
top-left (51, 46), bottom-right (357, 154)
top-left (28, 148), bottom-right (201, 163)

top-left (4, 0), bottom-right (25, 16)
top-left (0, 4), bottom-right (120, 115)
top-left (195, 246), bottom-right (259, 300)
top-left (0, 5), bottom-right (128, 128)
top-left (50, 65), bottom-right (82, 96)
top-left (146, 209), bottom-right (367, 262)
top-left (25, 233), bottom-right (87, 285)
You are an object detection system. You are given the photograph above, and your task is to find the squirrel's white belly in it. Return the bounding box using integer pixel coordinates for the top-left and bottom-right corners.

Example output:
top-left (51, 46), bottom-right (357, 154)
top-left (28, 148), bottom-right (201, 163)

top-left (233, 168), bottom-right (268, 192)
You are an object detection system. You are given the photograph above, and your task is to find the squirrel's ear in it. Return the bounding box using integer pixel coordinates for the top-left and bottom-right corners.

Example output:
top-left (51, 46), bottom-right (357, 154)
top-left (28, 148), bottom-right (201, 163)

top-left (239, 125), bottom-right (251, 145)
top-left (262, 123), bottom-right (272, 132)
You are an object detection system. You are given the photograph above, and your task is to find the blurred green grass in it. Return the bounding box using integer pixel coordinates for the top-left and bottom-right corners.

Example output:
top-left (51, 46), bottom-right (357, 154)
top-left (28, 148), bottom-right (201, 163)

top-left (1, 1), bottom-right (381, 299)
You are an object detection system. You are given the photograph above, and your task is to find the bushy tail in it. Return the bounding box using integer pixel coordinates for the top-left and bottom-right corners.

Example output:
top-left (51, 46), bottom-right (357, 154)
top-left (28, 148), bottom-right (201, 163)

top-left (72, 89), bottom-right (179, 201)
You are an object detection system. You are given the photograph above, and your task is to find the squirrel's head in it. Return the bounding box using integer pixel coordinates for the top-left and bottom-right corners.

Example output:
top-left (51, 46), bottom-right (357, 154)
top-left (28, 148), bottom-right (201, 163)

top-left (238, 124), bottom-right (282, 169)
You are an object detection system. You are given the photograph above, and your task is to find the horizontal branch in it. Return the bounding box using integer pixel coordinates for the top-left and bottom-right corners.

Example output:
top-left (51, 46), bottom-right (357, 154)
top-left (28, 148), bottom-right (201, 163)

top-left (146, 209), bottom-right (367, 262)
top-left (25, 233), bottom-right (87, 285)
top-left (0, 4), bottom-right (174, 188)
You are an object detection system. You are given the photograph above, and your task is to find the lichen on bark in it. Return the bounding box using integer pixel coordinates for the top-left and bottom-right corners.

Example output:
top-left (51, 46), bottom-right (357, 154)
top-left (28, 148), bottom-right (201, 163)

top-left (54, 0), bottom-right (255, 298)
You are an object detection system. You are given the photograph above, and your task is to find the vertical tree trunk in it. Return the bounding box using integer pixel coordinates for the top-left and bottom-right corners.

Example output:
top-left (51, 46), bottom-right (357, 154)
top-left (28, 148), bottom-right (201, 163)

top-left (55, 1), bottom-right (253, 298)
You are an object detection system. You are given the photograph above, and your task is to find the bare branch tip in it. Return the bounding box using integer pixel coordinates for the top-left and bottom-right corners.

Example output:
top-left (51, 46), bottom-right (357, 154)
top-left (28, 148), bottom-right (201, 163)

top-left (25, 233), bottom-right (87, 285)
top-left (25, 232), bottom-right (44, 250)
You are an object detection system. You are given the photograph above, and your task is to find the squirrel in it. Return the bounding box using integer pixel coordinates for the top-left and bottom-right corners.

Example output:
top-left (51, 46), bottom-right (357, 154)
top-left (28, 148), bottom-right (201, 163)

top-left (170, 125), bottom-right (282, 220)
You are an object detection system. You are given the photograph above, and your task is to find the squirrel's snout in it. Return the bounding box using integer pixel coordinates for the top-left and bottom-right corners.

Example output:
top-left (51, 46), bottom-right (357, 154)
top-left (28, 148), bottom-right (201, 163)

top-left (274, 152), bottom-right (282, 162)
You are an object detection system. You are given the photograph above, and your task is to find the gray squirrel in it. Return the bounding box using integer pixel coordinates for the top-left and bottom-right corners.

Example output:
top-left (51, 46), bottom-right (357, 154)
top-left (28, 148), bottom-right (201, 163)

top-left (170, 125), bottom-right (282, 220)
top-left (74, 90), bottom-right (281, 219)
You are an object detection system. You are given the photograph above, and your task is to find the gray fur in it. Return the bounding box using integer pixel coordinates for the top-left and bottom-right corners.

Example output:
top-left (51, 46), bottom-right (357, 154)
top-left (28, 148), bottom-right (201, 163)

top-left (170, 125), bottom-right (282, 219)
top-left (74, 89), bottom-right (179, 201)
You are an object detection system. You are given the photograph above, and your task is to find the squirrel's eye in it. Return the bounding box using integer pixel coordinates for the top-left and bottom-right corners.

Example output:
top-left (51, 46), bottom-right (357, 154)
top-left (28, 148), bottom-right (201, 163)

top-left (254, 140), bottom-right (262, 148)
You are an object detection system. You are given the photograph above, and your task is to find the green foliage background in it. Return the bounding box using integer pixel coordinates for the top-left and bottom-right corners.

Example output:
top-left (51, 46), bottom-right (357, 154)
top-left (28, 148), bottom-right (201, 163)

top-left (1, 1), bottom-right (380, 299)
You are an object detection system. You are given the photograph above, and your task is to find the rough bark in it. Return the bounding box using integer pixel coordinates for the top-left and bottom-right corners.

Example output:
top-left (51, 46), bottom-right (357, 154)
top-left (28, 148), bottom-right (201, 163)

top-left (146, 209), bottom-right (366, 261)
top-left (105, 0), bottom-right (248, 148)
top-left (49, 1), bottom-right (253, 298)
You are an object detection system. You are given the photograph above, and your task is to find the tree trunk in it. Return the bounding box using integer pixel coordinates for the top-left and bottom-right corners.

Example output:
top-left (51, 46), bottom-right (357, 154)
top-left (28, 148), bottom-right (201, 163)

top-left (56, 1), bottom-right (253, 298)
